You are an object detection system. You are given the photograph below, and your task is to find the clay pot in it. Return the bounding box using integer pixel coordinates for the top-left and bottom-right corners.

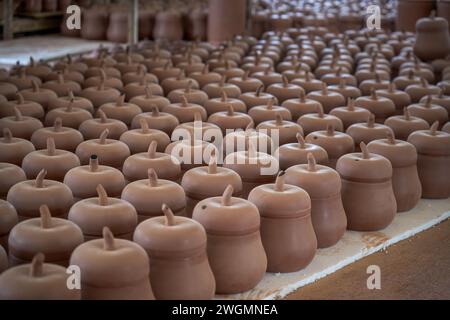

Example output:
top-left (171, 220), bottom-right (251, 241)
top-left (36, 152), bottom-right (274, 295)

top-left (131, 107), bottom-right (179, 136)
top-left (207, 105), bottom-right (253, 134)
top-left (0, 129), bottom-right (36, 166)
top-left (239, 85), bottom-right (278, 109)
top-left (228, 71), bottom-right (264, 93)
top-left (190, 65), bottom-right (223, 88)
top-left (69, 184), bottom-right (137, 240)
top-left (42, 74), bottom-right (81, 97)
top-left (223, 122), bottom-right (273, 155)
top-left (443, 121), bottom-right (450, 133)
top-left (64, 155), bottom-right (126, 200)
top-left (165, 139), bottom-right (217, 172)
top-left (396, 0), bottom-right (434, 32)
top-left (153, 11), bottom-right (183, 41)
top-left (163, 96), bottom-right (207, 123)
top-left (376, 83), bottom-right (411, 114)
top-left (107, 11), bottom-right (128, 43)
top-left (7, 69), bottom-right (42, 91)
top-left (20, 80), bottom-right (58, 109)
top-left (0, 93), bottom-right (43, 120)
top-left (167, 82), bottom-right (209, 106)
top-left (161, 73), bottom-right (200, 96)
top-left (120, 119), bottom-right (170, 154)
top-left (79, 110), bottom-right (128, 140)
top-left (329, 98), bottom-right (372, 130)
top-left (420, 90), bottom-right (450, 114)
top-left (346, 114), bottom-right (394, 149)
top-left (0, 253), bottom-right (81, 300)
top-left (306, 83), bottom-right (346, 113)
top-left (124, 80), bottom-right (163, 101)
top-left (248, 98), bottom-right (292, 125)
top-left (281, 90), bottom-right (323, 121)
top-left (328, 80), bottom-right (362, 101)
top-left (385, 108), bottom-right (431, 140)
top-left (97, 95), bottom-right (142, 127)
top-left (368, 133), bottom-right (422, 212)
top-left (172, 113), bottom-right (222, 144)
top-left (0, 82), bottom-right (19, 100)
top-left (8, 204), bottom-right (83, 266)
top-left (0, 199), bottom-right (18, 250)
top-left (208, 0), bottom-right (246, 42)
top-left (192, 185), bottom-right (267, 293)
top-left (81, 9), bottom-right (108, 40)
top-left (257, 113), bottom-right (303, 146)
top-left (204, 91), bottom-right (246, 116)
top-left (83, 73), bottom-right (123, 91)
top-left (266, 76), bottom-right (304, 104)
top-left (45, 101), bottom-right (93, 129)
top-left (79, 82), bottom-right (121, 109)
top-left (76, 129), bottom-right (130, 169)
top-left (30, 118), bottom-right (83, 152)
top-left (405, 78), bottom-right (441, 103)
top-left (0, 163), bottom-right (25, 202)
top-left (407, 122), bottom-right (450, 198)
top-left (203, 76), bottom-right (241, 99)
top-left (129, 86), bottom-right (171, 112)
top-left (407, 96), bottom-right (449, 126)
top-left (47, 91), bottom-right (94, 114)
top-left (414, 11), bottom-right (450, 61)
top-left (24, 57), bottom-right (51, 80)
top-left (122, 66), bottom-right (157, 86)
top-left (354, 90), bottom-right (396, 123)
top-left (70, 227), bottom-right (155, 299)
top-left (297, 104), bottom-right (344, 135)
top-left (0, 107), bottom-right (43, 140)
top-left (121, 169), bottom-right (186, 221)
top-left (336, 142), bottom-right (396, 231)
top-left (152, 62), bottom-right (181, 82)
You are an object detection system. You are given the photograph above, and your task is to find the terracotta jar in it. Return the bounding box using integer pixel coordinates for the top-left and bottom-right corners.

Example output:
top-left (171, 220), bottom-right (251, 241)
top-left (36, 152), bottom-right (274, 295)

top-left (81, 9), bottom-right (108, 40)
top-left (8, 204), bottom-right (83, 266)
top-left (192, 185), bottom-right (266, 293)
top-left (239, 86), bottom-right (278, 109)
top-left (228, 71), bottom-right (264, 93)
top-left (70, 227), bottom-right (155, 300)
top-left (407, 122), bottom-right (450, 198)
top-left (190, 64), bottom-right (222, 88)
top-left (336, 142), bottom-right (396, 231)
top-left (97, 95), bottom-right (141, 127)
top-left (297, 104), bottom-right (344, 135)
top-left (165, 139), bottom-right (217, 172)
top-left (330, 98), bottom-right (372, 130)
top-left (204, 91), bottom-right (246, 116)
top-left (0, 199), bottom-right (18, 249)
top-left (19, 81), bottom-right (57, 109)
top-left (0, 107), bottom-right (43, 140)
top-left (172, 113), bottom-right (222, 144)
top-left (0, 253), bottom-right (81, 300)
top-left (83, 73), bottom-right (124, 92)
top-left (76, 129), bottom-right (131, 169)
top-left (354, 89), bottom-right (396, 123)
top-left (79, 110), bottom-right (128, 140)
top-left (368, 133), bottom-right (422, 212)
top-left (420, 90), bottom-right (450, 114)
top-left (80, 82), bottom-right (121, 109)
top-left (69, 184), bottom-right (137, 240)
top-left (203, 77), bottom-right (241, 99)
top-left (207, 105), bottom-right (253, 134)
top-left (266, 76), bottom-right (304, 104)
top-left (129, 86), bottom-right (171, 112)
top-left (24, 57), bottom-right (51, 81)
top-left (107, 11), bottom-right (128, 43)
top-left (347, 112), bottom-right (393, 148)
top-left (223, 121), bottom-right (273, 155)
top-left (0, 163), bottom-right (25, 201)
top-left (46, 67), bottom-right (84, 86)
top-left (168, 85), bottom-right (208, 108)
top-left (64, 155), bottom-right (126, 200)
top-left (161, 73), bottom-right (199, 96)
top-left (407, 96), bottom-right (449, 126)
top-left (257, 113), bottom-right (303, 146)
top-left (7, 169), bottom-right (73, 220)
top-left (153, 11), bottom-right (183, 41)
top-left (163, 96), bottom-right (207, 123)
top-left (376, 83), bottom-right (411, 114)
top-left (124, 80), bottom-right (163, 101)
top-left (443, 121), bottom-right (450, 133)
top-left (252, 67), bottom-right (283, 89)
top-left (0, 128), bottom-right (35, 166)
top-left (121, 169), bottom-right (186, 221)
top-left (122, 66), bottom-right (158, 86)
top-left (30, 118), bottom-right (83, 152)
top-left (134, 204), bottom-right (215, 299)
top-left (328, 79), bottom-right (362, 101)
top-left (405, 78), bottom-right (441, 103)
top-left (47, 91), bottom-right (94, 114)
top-left (45, 102), bottom-right (93, 129)
top-left (42, 74), bottom-right (81, 97)
top-left (120, 119), bottom-right (170, 154)
top-left (152, 62), bottom-right (181, 82)
top-left (281, 91), bottom-right (323, 121)
top-left (0, 93), bottom-right (44, 119)
top-left (384, 108), bottom-right (430, 140)
top-left (306, 83), bottom-right (346, 113)
top-left (131, 107), bottom-right (179, 136)
top-left (248, 172), bottom-right (316, 271)
top-left (414, 11), bottom-right (450, 61)
top-left (0, 82), bottom-right (19, 100)
top-left (248, 98), bottom-right (292, 125)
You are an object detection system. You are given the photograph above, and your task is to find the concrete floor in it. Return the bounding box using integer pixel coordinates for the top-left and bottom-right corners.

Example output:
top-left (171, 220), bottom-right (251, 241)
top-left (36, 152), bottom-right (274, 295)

top-left (286, 218), bottom-right (450, 300)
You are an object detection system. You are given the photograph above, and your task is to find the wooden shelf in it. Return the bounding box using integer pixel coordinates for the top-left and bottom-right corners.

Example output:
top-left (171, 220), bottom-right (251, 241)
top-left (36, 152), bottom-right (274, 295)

top-left (16, 11), bottom-right (63, 19)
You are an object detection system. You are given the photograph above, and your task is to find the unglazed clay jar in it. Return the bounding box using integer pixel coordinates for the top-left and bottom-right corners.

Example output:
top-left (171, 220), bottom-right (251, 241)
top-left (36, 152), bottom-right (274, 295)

top-left (129, 86), bottom-right (171, 112)
top-left (124, 80), bottom-right (164, 101)
top-left (285, 153), bottom-right (347, 248)
top-left (76, 129), bottom-right (131, 169)
top-left (8, 204), bottom-right (83, 266)
top-left (64, 155), bottom-right (126, 200)
top-left (443, 121), bottom-right (450, 133)
top-left (70, 227), bottom-right (155, 300)
top-left (297, 104), bottom-right (344, 135)
top-left (419, 90), bottom-right (450, 114)
top-left (165, 139), bottom-right (217, 172)
top-left (0, 82), bottom-right (18, 100)
top-left (0, 163), bottom-right (25, 201)
top-left (181, 156), bottom-right (242, 218)
top-left (336, 142), bottom-right (396, 231)
top-left (46, 67), bottom-right (84, 86)
top-left (368, 133), bottom-right (421, 212)
top-left (83, 73), bottom-right (123, 91)
top-left (20, 81), bottom-right (58, 109)
top-left (204, 91), bottom-right (247, 116)
top-left (163, 96), bottom-right (207, 123)
top-left (223, 122), bottom-right (273, 155)
top-left (22, 137), bottom-right (80, 181)
top-left (42, 74), bottom-right (81, 97)
top-left (384, 108), bottom-right (430, 140)
top-left (407, 96), bottom-right (449, 126)
top-left (79, 110), bottom-right (128, 140)
top-left (167, 83), bottom-right (209, 106)
top-left (120, 119), bottom-right (170, 154)
top-left (0, 200), bottom-right (18, 250)
top-left (408, 122), bottom-right (450, 199)
top-left (153, 11), bottom-right (183, 41)
top-left (0, 253), bottom-right (81, 300)
top-left (414, 11), bottom-right (450, 61)
top-left (305, 124), bottom-right (355, 168)
top-left (281, 91), bottom-right (323, 121)
top-left (207, 105), bottom-right (253, 134)
top-left (346, 114), bottom-right (394, 149)
top-left (69, 184), bottom-right (137, 240)
top-left (376, 83), bottom-right (411, 114)
top-left (7, 169), bottom-right (73, 220)
top-left (239, 85), bottom-right (278, 109)
top-left (79, 82), bottom-right (121, 108)
top-left (202, 77), bottom-right (241, 99)
top-left (121, 169), bottom-right (186, 221)
top-left (266, 76), bottom-right (304, 103)
top-left (193, 185), bottom-right (267, 294)
top-left (248, 172), bottom-right (316, 272)
top-left (0, 129), bottom-right (35, 166)
top-left (405, 78), bottom-right (441, 103)
top-left (330, 98), bottom-right (372, 130)
top-left (97, 95), bottom-right (142, 127)
top-left (44, 102), bottom-right (93, 129)
top-left (152, 62), bottom-right (181, 81)
top-left (354, 90), bottom-right (396, 123)
top-left (0, 245), bottom-right (6, 271)
top-left (393, 70), bottom-right (421, 91)
top-left (0, 93), bottom-right (44, 119)
top-left (306, 83), bottom-right (346, 113)
top-left (131, 107), bottom-right (179, 136)
top-left (80, 9), bottom-right (108, 40)
top-left (133, 204), bottom-right (215, 299)
top-left (8, 68), bottom-right (42, 90)
top-left (122, 67), bottom-right (157, 86)
top-left (228, 71), bottom-right (264, 93)
top-left (248, 98), bottom-right (292, 125)
top-left (0, 108), bottom-right (43, 140)
top-left (257, 113), bottom-right (303, 146)
top-left (30, 118), bottom-right (83, 152)
top-left (328, 79), bottom-right (362, 101)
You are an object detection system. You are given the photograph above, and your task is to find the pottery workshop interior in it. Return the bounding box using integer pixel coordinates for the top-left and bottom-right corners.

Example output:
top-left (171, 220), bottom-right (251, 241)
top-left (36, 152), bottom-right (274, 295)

top-left (0, 0), bottom-right (449, 304)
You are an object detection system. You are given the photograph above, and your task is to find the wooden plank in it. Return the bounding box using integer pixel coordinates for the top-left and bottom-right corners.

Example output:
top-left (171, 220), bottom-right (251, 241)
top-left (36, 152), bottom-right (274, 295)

top-left (128, 0), bottom-right (138, 45)
top-left (3, 0), bottom-right (13, 40)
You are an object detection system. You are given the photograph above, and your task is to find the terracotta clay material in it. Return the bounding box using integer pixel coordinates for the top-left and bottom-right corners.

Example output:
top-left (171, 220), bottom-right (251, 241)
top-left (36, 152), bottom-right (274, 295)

top-left (384, 108), bottom-right (430, 140)
top-left (97, 95), bottom-right (142, 127)
top-left (131, 107), bottom-right (179, 136)
top-left (124, 80), bottom-right (163, 101)
top-left (202, 76), bottom-right (242, 99)
top-left (79, 82), bottom-right (121, 109)
top-left (407, 96), bottom-right (449, 127)
top-left (0, 93), bottom-right (44, 119)
top-left (257, 113), bottom-right (303, 146)
top-left (347, 114), bottom-right (394, 149)
top-left (407, 122), bottom-right (450, 199)
top-left (20, 80), bottom-right (58, 109)
top-left (121, 169), bottom-right (186, 221)
top-left (354, 89), bottom-right (396, 123)
top-left (327, 79), bottom-right (362, 101)
top-left (297, 104), bottom-right (344, 135)
top-left (64, 155), bottom-right (126, 200)
top-left (336, 142), bottom-right (397, 231)
top-left (165, 139), bottom-right (217, 172)
top-left (79, 110), bottom-right (128, 140)
top-left (248, 98), bottom-right (292, 125)
top-left (0, 107), bottom-right (43, 140)
top-left (239, 85), bottom-right (279, 109)
top-left (228, 70), bottom-right (264, 93)
top-left (204, 90), bottom-right (247, 116)
top-left (0, 253), bottom-right (81, 300)
top-left (405, 78), bottom-right (441, 103)
top-left (44, 99), bottom-right (93, 129)
top-left (0, 82), bottom-right (19, 100)
top-left (129, 86), bottom-right (171, 112)
top-left (0, 245), bottom-right (6, 272)
top-left (0, 128), bottom-right (35, 166)
top-left (443, 121), bottom-right (450, 133)
top-left (192, 185), bottom-right (267, 294)
top-left (161, 72), bottom-right (200, 96)
top-left (8, 205), bottom-right (83, 266)
top-left (368, 132), bottom-right (422, 212)
top-left (42, 74), bottom-right (81, 97)
top-left (376, 83), bottom-right (411, 114)
top-left (282, 90), bottom-right (323, 121)
top-left (69, 184), bottom-right (137, 241)
top-left (306, 83), bottom-right (346, 113)
top-left (70, 227), bottom-right (155, 300)
top-left (167, 82), bottom-right (209, 106)
top-left (266, 75), bottom-right (304, 103)
top-left (414, 11), bottom-right (450, 61)
top-left (30, 118), bottom-right (83, 152)
top-left (162, 96), bottom-right (207, 123)
top-left (223, 121), bottom-right (273, 155)
top-left (133, 204), bottom-right (215, 299)
top-left (330, 98), bottom-right (372, 130)
top-left (120, 118), bottom-right (170, 154)
top-left (207, 105), bottom-right (253, 134)
top-left (76, 129), bottom-right (131, 169)
top-left (0, 200), bottom-right (18, 250)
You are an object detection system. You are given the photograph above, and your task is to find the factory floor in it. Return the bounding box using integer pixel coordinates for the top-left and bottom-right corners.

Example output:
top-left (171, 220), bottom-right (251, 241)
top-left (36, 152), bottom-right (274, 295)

top-left (286, 218), bottom-right (450, 300)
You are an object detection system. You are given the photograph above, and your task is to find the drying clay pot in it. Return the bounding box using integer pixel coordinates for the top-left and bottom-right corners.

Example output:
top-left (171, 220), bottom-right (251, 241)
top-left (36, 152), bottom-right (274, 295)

top-left (133, 204), bottom-right (215, 299)
top-left (192, 185), bottom-right (267, 294)
top-left (0, 108), bottom-right (43, 140)
top-left (167, 83), bottom-right (209, 106)
top-left (163, 96), bottom-right (207, 123)
top-left (407, 96), bottom-right (449, 126)
top-left (376, 83), bottom-right (411, 114)
top-left (20, 81), bottom-right (57, 109)
top-left (42, 74), bottom-right (81, 97)
top-left (336, 142), bottom-right (396, 231)
top-left (207, 105), bottom-right (253, 134)
top-left (281, 91), bottom-right (323, 121)
top-left (0, 129), bottom-right (35, 166)
top-left (161, 73), bottom-right (199, 96)
top-left (190, 64), bottom-right (222, 88)
top-left (0, 93), bottom-right (44, 119)
top-left (30, 118), bottom-right (83, 152)
top-left (44, 102), bottom-right (93, 129)
top-left (0, 82), bottom-right (18, 100)
top-left (120, 119), bottom-right (171, 154)
top-left (131, 107), bottom-right (179, 136)
top-left (0, 200), bottom-right (18, 250)
top-left (266, 76), bottom-right (304, 103)
top-left (228, 71), bottom-right (264, 93)
top-left (257, 113), bottom-right (303, 146)
top-left (79, 82), bottom-right (121, 108)
top-left (203, 77), bottom-right (241, 99)
top-left (414, 11), bottom-right (450, 61)
top-left (384, 108), bottom-right (430, 140)
top-left (165, 139), bottom-right (217, 172)
top-left (97, 95), bottom-right (142, 127)
top-left (204, 91), bottom-right (247, 116)
top-left (239, 85), bottom-right (278, 109)
top-left (405, 78), bottom-right (441, 103)
top-left (248, 98), bottom-right (292, 125)
top-left (223, 122), bottom-right (273, 155)
top-left (79, 110), bottom-right (128, 140)
top-left (129, 86), bottom-right (171, 112)
top-left (330, 98), bottom-right (372, 130)
top-left (297, 104), bottom-right (344, 135)
top-left (354, 89), bottom-right (396, 123)
top-left (306, 83), bottom-right (346, 113)
top-left (346, 114), bottom-right (394, 149)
